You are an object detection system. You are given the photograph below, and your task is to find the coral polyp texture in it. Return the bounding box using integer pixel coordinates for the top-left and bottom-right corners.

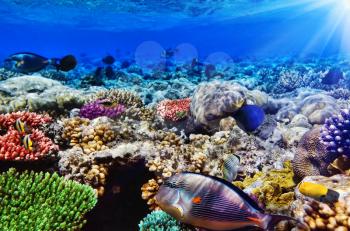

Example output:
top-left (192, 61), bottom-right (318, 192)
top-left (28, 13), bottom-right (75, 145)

top-left (321, 108), bottom-right (350, 157)
top-left (0, 168), bottom-right (97, 231)
top-left (138, 210), bottom-right (193, 231)
top-left (89, 89), bottom-right (144, 108)
top-left (79, 99), bottom-right (125, 120)
top-left (0, 112), bottom-right (58, 160)
top-left (156, 98), bottom-right (191, 121)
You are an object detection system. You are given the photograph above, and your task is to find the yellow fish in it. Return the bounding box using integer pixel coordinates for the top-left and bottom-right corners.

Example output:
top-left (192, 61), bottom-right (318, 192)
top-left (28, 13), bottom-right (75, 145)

top-left (15, 119), bottom-right (29, 133)
top-left (298, 181), bottom-right (339, 203)
top-left (22, 134), bottom-right (34, 152)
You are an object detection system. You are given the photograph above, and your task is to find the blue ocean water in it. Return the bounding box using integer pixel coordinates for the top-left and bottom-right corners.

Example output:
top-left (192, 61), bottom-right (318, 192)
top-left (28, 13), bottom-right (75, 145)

top-left (0, 0), bottom-right (349, 61)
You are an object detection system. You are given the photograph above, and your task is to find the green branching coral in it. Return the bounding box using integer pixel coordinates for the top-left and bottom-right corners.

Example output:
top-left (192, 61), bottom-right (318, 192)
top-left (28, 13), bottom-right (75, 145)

top-left (0, 168), bottom-right (97, 231)
top-left (139, 210), bottom-right (193, 231)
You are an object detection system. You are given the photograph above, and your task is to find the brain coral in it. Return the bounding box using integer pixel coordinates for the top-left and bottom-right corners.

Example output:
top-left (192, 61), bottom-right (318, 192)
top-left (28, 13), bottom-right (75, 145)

top-left (292, 126), bottom-right (336, 179)
top-left (0, 168), bottom-right (97, 231)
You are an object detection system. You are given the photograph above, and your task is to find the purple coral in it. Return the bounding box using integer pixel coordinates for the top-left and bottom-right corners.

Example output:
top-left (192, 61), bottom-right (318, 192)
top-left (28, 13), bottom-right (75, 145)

top-left (79, 100), bottom-right (125, 120)
top-left (320, 109), bottom-right (350, 156)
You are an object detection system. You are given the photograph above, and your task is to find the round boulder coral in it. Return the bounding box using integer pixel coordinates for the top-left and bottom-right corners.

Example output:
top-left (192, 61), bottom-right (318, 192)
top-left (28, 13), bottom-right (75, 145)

top-left (189, 81), bottom-right (246, 132)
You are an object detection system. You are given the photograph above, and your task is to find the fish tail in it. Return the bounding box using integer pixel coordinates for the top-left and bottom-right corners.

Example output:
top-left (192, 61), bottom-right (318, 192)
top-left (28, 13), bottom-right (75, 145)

top-left (263, 214), bottom-right (298, 231)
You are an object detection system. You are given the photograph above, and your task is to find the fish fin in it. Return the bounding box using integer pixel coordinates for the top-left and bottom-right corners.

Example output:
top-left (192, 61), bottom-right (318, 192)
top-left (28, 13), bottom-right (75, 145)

top-left (182, 172), bottom-right (264, 213)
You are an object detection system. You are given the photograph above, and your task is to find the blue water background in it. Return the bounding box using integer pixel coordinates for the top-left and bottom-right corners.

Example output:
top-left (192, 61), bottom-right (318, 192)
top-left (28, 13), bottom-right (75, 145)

top-left (0, 0), bottom-right (348, 62)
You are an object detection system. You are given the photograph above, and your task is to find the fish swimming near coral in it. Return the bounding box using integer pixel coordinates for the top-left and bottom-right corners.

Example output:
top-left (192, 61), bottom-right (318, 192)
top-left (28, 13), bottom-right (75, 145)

top-left (22, 134), bottom-right (35, 152)
top-left (15, 119), bottom-right (30, 133)
top-left (222, 154), bottom-right (240, 182)
top-left (4, 52), bottom-right (77, 73)
top-left (233, 105), bottom-right (265, 132)
top-left (155, 172), bottom-right (297, 231)
top-left (102, 55), bottom-right (116, 65)
top-left (298, 181), bottom-right (339, 203)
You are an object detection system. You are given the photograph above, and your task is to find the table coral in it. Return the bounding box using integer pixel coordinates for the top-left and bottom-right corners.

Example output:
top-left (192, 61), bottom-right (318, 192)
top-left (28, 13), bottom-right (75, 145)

top-left (156, 98), bottom-right (191, 121)
top-left (233, 161), bottom-right (296, 214)
top-left (0, 168), bottom-right (97, 231)
top-left (89, 89), bottom-right (143, 108)
top-left (79, 99), bottom-right (125, 120)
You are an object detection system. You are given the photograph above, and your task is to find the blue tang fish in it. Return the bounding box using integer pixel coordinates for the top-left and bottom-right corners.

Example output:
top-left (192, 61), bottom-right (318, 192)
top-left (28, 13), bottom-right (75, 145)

top-left (155, 172), bottom-right (297, 231)
top-left (233, 105), bottom-right (265, 132)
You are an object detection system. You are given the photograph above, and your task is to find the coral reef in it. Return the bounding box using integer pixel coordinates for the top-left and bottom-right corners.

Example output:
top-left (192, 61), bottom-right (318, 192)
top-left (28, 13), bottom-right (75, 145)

top-left (89, 89), bottom-right (144, 108)
top-left (320, 108), bottom-right (350, 158)
top-left (138, 210), bottom-right (193, 231)
top-left (292, 126), bottom-right (335, 179)
top-left (292, 175), bottom-right (350, 231)
top-left (0, 75), bottom-right (87, 115)
top-left (233, 162), bottom-right (296, 214)
top-left (156, 98), bottom-right (191, 122)
top-left (0, 112), bottom-right (58, 160)
top-left (0, 168), bottom-right (97, 231)
top-left (61, 117), bottom-right (116, 154)
top-left (141, 179), bottom-right (160, 211)
top-left (79, 99), bottom-right (125, 120)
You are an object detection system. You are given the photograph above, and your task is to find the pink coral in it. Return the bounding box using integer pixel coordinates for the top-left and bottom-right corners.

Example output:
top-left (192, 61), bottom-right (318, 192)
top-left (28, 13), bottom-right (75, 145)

top-left (0, 112), bottom-right (58, 161)
top-left (156, 98), bottom-right (191, 122)
top-left (0, 128), bottom-right (58, 160)
top-left (0, 111), bottom-right (52, 128)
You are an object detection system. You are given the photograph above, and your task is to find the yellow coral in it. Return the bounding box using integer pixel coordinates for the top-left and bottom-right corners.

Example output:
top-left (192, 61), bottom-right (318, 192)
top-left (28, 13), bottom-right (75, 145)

top-left (234, 161), bottom-right (296, 213)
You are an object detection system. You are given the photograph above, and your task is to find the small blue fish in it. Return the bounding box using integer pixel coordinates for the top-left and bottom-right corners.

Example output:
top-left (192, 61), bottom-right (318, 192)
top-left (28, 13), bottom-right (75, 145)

top-left (233, 105), bottom-right (265, 132)
top-left (155, 172), bottom-right (297, 231)
top-left (222, 154), bottom-right (240, 182)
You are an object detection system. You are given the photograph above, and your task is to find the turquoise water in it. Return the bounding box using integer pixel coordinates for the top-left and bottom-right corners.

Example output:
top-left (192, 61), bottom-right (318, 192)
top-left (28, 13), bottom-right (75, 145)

top-left (0, 0), bottom-right (349, 59)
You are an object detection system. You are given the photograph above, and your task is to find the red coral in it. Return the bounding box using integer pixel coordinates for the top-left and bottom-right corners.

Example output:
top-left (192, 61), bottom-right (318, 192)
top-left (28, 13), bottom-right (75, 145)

top-left (0, 111), bottom-right (52, 128)
top-left (156, 98), bottom-right (191, 122)
top-left (0, 112), bottom-right (57, 161)
top-left (0, 128), bottom-right (58, 161)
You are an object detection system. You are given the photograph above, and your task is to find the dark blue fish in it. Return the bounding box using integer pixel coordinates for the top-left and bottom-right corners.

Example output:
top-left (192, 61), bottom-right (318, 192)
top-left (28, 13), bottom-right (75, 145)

top-left (233, 105), bottom-right (265, 132)
top-left (155, 172), bottom-right (297, 230)
top-left (102, 55), bottom-right (115, 65)
top-left (4, 52), bottom-right (76, 73)
top-left (322, 68), bottom-right (343, 85)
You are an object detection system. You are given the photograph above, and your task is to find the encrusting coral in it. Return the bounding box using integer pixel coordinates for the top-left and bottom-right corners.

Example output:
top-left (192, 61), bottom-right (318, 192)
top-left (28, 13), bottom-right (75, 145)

top-left (0, 168), bottom-right (97, 231)
top-left (233, 161), bottom-right (296, 213)
top-left (0, 112), bottom-right (58, 160)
